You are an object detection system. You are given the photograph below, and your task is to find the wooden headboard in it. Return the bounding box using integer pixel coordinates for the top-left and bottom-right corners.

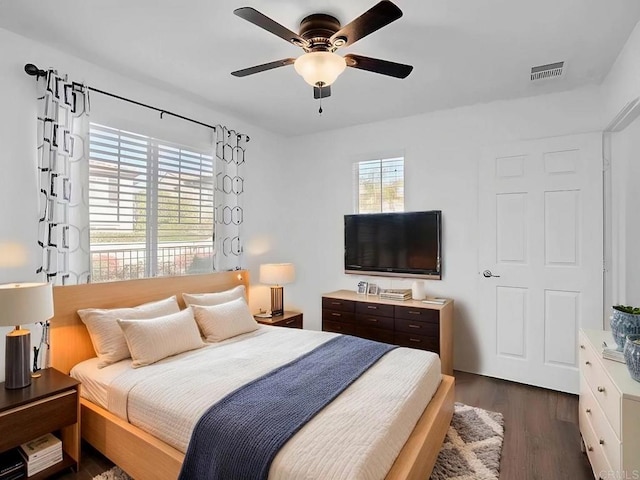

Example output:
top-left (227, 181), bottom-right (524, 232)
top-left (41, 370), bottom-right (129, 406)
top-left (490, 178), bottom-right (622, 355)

top-left (50, 271), bottom-right (249, 374)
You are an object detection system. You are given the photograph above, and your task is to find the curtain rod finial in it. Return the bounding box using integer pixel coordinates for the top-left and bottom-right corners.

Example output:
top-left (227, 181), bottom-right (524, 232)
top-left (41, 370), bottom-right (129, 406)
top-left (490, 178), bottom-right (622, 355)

top-left (24, 63), bottom-right (46, 78)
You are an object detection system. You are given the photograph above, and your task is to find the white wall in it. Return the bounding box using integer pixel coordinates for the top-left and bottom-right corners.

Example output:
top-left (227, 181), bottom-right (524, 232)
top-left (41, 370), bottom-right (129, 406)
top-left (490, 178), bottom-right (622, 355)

top-left (270, 87), bottom-right (606, 374)
top-left (0, 27), bottom-right (284, 381)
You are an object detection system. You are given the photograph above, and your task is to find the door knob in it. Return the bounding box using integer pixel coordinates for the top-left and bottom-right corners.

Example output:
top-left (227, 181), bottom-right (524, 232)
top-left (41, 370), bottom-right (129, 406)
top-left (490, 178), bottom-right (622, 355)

top-left (482, 270), bottom-right (501, 278)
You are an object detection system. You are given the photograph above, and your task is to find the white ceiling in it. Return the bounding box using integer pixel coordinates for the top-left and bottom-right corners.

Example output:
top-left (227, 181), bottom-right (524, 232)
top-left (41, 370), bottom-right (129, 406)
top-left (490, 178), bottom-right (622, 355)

top-left (1, 0), bottom-right (639, 136)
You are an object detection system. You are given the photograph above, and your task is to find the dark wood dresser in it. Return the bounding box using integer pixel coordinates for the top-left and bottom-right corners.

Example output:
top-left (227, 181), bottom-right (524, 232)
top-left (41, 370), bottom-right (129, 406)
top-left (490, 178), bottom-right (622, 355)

top-left (322, 290), bottom-right (453, 375)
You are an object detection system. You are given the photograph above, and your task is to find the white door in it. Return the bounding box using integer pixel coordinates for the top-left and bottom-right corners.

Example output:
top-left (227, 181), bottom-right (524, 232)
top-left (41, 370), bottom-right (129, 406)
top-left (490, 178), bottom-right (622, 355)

top-left (478, 133), bottom-right (603, 393)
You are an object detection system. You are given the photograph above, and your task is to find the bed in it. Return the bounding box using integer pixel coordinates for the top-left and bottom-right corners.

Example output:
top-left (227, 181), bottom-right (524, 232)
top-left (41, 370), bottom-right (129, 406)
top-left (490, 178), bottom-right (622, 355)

top-left (49, 271), bottom-right (455, 480)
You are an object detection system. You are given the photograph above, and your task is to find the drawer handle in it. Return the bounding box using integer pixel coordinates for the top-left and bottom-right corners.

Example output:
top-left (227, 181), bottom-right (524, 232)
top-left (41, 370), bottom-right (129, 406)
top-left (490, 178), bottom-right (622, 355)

top-left (408, 311), bottom-right (421, 315)
top-left (285, 320), bottom-right (295, 325)
top-left (367, 305), bottom-right (378, 310)
top-left (408, 324), bottom-right (421, 329)
top-left (580, 344), bottom-right (585, 349)
top-left (585, 361), bottom-right (591, 365)
top-left (585, 408), bottom-right (591, 414)
top-left (587, 445), bottom-right (593, 452)
top-left (599, 439), bottom-right (605, 445)
top-left (331, 302), bottom-right (341, 305)
top-left (331, 313), bottom-right (342, 317)
top-left (368, 318), bottom-right (378, 323)
top-left (597, 386), bottom-right (605, 393)
top-left (409, 338), bottom-right (421, 343)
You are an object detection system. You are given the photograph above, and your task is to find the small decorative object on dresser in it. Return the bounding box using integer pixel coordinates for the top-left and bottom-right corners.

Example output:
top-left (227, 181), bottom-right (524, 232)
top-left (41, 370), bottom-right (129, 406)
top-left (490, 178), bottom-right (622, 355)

top-left (357, 281), bottom-right (368, 295)
top-left (366, 283), bottom-right (378, 296)
top-left (578, 329), bottom-right (640, 479)
top-left (623, 334), bottom-right (640, 382)
top-left (610, 305), bottom-right (640, 351)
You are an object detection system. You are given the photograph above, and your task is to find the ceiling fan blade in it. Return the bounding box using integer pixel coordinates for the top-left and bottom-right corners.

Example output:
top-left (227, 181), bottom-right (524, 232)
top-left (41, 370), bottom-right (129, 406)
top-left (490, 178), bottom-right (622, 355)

top-left (313, 85), bottom-right (332, 99)
top-left (330, 1), bottom-right (402, 49)
top-left (231, 58), bottom-right (296, 77)
top-left (234, 7), bottom-right (309, 48)
top-left (344, 54), bottom-right (413, 79)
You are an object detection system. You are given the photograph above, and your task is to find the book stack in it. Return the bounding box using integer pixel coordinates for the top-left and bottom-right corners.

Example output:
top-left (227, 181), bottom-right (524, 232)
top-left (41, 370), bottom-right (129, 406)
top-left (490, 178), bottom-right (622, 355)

top-left (602, 346), bottom-right (626, 364)
top-left (379, 289), bottom-right (412, 301)
top-left (19, 433), bottom-right (62, 477)
top-left (0, 449), bottom-right (24, 480)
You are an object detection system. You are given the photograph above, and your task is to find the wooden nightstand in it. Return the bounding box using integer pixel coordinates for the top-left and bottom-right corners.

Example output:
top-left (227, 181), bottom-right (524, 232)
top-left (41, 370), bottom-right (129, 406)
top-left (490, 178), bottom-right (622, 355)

top-left (0, 368), bottom-right (80, 478)
top-left (255, 311), bottom-right (303, 329)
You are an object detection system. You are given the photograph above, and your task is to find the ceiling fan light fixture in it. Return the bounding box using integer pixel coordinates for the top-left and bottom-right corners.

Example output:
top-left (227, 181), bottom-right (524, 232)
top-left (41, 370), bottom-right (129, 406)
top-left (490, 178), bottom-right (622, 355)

top-left (294, 51), bottom-right (346, 87)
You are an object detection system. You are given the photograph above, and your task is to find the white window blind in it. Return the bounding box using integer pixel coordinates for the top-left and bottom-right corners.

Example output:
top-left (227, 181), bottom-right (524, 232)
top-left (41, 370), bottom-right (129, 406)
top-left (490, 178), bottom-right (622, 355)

top-left (355, 157), bottom-right (404, 213)
top-left (89, 123), bottom-right (214, 282)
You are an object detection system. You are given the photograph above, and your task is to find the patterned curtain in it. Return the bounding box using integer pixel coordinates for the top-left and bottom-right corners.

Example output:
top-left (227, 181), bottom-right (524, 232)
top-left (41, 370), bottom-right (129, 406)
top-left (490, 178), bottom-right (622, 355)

top-left (36, 70), bottom-right (91, 285)
top-left (213, 126), bottom-right (248, 271)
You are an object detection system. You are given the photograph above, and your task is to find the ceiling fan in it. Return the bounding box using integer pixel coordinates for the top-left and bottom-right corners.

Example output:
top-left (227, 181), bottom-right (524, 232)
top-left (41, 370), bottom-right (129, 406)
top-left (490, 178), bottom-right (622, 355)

top-left (231, 1), bottom-right (413, 101)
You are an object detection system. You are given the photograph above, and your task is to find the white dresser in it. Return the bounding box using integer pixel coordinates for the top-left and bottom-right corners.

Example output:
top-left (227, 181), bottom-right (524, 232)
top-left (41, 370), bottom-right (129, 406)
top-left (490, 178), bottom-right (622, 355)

top-left (579, 329), bottom-right (640, 479)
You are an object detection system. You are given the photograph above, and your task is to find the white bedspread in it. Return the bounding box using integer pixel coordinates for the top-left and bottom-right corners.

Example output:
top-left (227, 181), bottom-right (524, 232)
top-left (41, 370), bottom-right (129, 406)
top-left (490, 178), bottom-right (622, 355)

top-left (72, 326), bottom-right (441, 480)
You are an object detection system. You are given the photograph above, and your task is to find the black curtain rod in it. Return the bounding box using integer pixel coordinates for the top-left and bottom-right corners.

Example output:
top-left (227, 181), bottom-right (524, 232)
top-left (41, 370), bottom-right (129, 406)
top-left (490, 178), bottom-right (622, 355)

top-left (24, 63), bottom-right (249, 142)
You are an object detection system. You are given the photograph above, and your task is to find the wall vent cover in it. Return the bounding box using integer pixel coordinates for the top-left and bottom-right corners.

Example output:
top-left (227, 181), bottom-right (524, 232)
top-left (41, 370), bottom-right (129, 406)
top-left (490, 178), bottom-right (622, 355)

top-left (530, 61), bottom-right (564, 81)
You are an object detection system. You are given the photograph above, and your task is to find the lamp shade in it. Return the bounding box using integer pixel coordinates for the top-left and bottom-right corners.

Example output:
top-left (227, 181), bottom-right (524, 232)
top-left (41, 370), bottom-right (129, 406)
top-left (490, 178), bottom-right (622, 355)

top-left (294, 52), bottom-right (346, 86)
top-left (0, 283), bottom-right (54, 327)
top-left (260, 263), bottom-right (295, 286)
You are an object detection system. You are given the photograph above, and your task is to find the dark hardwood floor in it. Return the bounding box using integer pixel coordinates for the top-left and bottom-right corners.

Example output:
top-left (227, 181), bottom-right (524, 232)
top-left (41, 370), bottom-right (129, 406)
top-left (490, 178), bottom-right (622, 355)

top-left (52, 371), bottom-right (594, 480)
top-left (455, 370), bottom-right (593, 480)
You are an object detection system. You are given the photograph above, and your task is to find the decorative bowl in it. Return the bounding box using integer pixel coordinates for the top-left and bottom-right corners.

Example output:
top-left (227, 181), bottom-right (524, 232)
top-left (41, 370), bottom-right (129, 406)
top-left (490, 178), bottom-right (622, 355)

top-left (610, 307), bottom-right (640, 351)
top-left (623, 334), bottom-right (640, 383)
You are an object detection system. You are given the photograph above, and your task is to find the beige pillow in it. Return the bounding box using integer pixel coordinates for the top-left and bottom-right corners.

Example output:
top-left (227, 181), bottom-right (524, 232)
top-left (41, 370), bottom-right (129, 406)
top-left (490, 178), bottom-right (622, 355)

top-left (78, 296), bottom-right (180, 368)
top-left (191, 297), bottom-right (259, 342)
top-left (117, 308), bottom-right (205, 368)
top-left (182, 285), bottom-right (246, 307)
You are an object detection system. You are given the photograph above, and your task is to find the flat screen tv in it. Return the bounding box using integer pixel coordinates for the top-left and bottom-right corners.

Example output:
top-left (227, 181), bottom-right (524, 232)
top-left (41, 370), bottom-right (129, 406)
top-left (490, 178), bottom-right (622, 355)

top-left (344, 210), bottom-right (442, 279)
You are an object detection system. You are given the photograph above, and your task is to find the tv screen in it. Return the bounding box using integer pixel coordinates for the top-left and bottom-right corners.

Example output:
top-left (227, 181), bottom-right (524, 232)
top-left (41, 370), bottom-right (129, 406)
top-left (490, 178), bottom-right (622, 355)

top-left (344, 211), bottom-right (441, 279)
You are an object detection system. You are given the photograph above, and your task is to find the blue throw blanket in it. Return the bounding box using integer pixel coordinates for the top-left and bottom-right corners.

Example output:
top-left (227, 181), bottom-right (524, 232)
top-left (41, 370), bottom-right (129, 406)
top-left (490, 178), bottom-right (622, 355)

top-left (178, 335), bottom-right (397, 480)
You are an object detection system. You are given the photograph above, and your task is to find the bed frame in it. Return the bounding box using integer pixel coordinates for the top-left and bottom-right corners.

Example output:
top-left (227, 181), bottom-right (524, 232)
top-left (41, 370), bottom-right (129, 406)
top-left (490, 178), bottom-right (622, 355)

top-left (49, 271), bottom-right (454, 480)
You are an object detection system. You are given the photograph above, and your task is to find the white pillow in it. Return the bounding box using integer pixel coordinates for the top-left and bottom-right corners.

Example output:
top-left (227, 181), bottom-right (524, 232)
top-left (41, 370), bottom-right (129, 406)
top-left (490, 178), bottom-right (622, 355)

top-left (117, 308), bottom-right (205, 368)
top-left (182, 285), bottom-right (246, 307)
top-left (78, 296), bottom-right (180, 368)
top-left (191, 297), bottom-right (259, 342)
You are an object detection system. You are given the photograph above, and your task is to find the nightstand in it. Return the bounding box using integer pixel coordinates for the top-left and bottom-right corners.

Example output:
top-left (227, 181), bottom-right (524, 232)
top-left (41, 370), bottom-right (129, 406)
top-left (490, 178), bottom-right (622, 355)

top-left (255, 311), bottom-right (303, 329)
top-left (0, 368), bottom-right (80, 478)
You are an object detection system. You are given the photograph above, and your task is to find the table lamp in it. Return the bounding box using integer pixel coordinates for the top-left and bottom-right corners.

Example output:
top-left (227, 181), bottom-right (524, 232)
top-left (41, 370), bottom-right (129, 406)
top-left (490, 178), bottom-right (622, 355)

top-left (259, 263), bottom-right (295, 317)
top-left (0, 283), bottom-right (54, 389)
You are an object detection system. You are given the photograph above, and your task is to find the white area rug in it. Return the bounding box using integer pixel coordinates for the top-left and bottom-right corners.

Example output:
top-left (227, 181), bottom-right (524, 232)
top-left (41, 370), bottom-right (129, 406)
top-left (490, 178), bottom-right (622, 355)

top-left (93, 403), bottom-right (504, 480)
top-left (430, 403), bottom-right (505, 480)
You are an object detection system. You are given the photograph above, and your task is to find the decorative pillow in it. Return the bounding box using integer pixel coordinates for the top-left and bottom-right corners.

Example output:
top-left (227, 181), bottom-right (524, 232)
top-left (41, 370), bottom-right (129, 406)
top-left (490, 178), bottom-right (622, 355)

top-left (191, 296), bottom-right (259, 343)
top-left (182, 285), bottom-right (246, 307)
top-left (117, 308), bottom-right (205, 368)
top-left (78, 296), bottom-right (181, 368)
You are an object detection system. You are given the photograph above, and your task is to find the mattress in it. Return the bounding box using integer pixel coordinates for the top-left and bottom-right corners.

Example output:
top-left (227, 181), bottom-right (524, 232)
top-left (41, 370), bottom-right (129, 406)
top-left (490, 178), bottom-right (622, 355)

top-left (71, 326), bottom-right (441, 480)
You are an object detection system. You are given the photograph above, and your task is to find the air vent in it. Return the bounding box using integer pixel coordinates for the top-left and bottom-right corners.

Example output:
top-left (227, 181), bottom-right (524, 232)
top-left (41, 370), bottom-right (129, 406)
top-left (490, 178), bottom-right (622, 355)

top-left (530, 61), bottom-right (564, 81)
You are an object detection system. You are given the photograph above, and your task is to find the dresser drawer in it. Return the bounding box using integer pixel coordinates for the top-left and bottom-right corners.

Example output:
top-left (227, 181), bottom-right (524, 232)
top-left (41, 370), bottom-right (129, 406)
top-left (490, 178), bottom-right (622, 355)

top-left (0, 390), bottom-right (77, 452)
top-left (394, 332), bottom-right (439, 352)
top-left (580, 374), bottom-right (621, 470)
top-left (579, 333), bottom-right (622, 437)
top-left (580, 399), bottom-right (615, 480)
top-left (322, 297), bottom-right (356, 312)
top-left (323, 320), bottom-right (357, 335)
top-left (357, 314), bottom-right (394, 331)
top-left (322, 310), bottom-right (356, 324)
top-left (395, 318), bottom-right (439, 336)
top-left (279, 316), bottom-right (302, 329)
top-left (395, 305), bottom-right (439, 323)
top-left (355, 302), bottom-right (394, 318)
top-left (356, 326), bottom-right (395, 344)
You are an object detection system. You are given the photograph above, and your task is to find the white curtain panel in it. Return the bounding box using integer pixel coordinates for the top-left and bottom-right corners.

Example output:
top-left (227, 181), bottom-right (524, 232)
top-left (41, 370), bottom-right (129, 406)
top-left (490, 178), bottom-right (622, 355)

top-left (36, 70), bottom-right (91, 285)
top-left (213, 126), bottom-right (247, 271)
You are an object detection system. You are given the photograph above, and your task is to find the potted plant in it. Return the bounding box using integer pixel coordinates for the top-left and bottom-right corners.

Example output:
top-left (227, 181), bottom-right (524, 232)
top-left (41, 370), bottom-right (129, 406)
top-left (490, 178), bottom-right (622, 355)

top-left (611, 305), bottom-right (640, 351)
top-left (623, 334), bottom-right (640, 383)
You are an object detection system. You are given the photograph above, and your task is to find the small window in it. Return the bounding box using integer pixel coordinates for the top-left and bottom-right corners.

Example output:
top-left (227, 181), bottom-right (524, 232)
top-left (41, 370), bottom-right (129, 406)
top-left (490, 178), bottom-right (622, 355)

top-left (354, 157), bottom-right (404, 213)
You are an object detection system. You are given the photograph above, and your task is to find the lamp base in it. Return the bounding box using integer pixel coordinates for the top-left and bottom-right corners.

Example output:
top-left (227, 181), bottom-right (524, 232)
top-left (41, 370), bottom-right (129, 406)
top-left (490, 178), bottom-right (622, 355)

top-left (270, 286), bottom-right (284, 317)
top-left (5, 329), bottom-right (31, 389)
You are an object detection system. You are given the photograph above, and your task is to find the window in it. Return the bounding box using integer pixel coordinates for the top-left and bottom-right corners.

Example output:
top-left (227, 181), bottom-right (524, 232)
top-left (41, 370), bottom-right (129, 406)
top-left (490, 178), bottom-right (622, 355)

top-left (354, 157), bottom-right (404, 213)
top-left (89, 124), bottom-right (214, 282)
